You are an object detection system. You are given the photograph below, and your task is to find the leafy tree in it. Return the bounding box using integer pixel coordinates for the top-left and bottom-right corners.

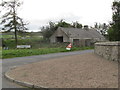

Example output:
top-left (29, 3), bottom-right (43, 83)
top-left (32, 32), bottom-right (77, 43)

top-left (41, 26), bottom-right (53, 40)
top-left (94, 22), bottom-right (99, 29)
top-left (41, 20), bottom-right (72, 40)
top-left (0, 0), bottom-right (28, 46)
top-left (41, 22), bottom-right (56, 40)
top-left (72, 21), bottom-right (82, 28)
top-left (56, 20), bottom-right (72, 28)
top-left (94, 22), bottom-right (109, 36)
top-left (107, 27), bottom-right (115, 41)
top-left (100, 23), bottom-right (108, 36)
top-left (108, 0), bottom-right (120, 41)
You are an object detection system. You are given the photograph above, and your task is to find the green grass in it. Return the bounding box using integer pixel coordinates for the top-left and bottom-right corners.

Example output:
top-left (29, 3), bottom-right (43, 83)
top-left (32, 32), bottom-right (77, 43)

top-left (2, 47), bottom-right (93, 59)
top-left (0, 47), bottom-right (2, 59)
top-left (2, 37), bottom-right (42, 49)
top-left (1, 35), bottom-right (22, 39)
top-left (2, 35), bottom-right (94, 59)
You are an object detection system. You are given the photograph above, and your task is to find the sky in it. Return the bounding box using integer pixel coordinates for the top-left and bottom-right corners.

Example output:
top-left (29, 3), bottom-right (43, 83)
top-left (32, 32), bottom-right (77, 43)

top-left (1, 0), bottom-right (114, 32)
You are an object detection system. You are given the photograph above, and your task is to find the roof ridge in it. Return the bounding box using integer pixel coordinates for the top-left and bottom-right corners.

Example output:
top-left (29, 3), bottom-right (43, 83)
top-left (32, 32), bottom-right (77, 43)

top-left (57, 27), bottom-right (104, 38)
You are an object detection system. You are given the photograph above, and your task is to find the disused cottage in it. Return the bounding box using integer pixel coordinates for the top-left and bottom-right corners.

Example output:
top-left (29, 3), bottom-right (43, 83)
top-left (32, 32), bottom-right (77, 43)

top-left (49, 27), bottom-right (105, 46)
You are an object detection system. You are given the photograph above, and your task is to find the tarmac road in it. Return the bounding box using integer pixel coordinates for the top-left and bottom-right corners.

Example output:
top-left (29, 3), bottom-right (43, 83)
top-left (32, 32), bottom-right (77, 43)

top-left (2, 50), bottom-right (93, 89)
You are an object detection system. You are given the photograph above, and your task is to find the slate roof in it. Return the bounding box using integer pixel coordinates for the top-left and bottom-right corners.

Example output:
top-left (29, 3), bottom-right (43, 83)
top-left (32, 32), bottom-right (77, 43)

top-left (58, 27), bottom-right (105, 39)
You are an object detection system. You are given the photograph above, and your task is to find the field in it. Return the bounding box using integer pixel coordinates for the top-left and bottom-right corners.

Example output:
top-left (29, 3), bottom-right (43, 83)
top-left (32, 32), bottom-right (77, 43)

top-left (1, 33), bottom-right (94, 59)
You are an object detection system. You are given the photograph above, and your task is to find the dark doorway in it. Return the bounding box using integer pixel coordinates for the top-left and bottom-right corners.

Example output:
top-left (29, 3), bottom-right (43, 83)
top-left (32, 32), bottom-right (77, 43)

top-left (85, 39), bottom-right (91, 46)
top-left (56, 36), bottom-right (63, 42)
top-left (73, 39), bottom-right (80, 46)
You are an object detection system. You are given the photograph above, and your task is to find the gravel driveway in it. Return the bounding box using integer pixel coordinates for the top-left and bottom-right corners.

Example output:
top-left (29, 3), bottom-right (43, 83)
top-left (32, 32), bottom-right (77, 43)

top-left (2, 50), bottom-right (93, 88)
top-left (6, 52), bottom-right (118, 88)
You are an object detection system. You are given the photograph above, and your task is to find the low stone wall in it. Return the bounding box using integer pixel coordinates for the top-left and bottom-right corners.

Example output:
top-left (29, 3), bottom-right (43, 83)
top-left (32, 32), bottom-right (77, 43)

top-left (94, 41), bottom-right (120, 62)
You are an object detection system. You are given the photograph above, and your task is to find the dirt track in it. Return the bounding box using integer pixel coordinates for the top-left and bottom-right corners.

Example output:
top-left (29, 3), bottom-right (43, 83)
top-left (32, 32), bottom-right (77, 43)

top-left (7, 52), bottom-right (118, 88)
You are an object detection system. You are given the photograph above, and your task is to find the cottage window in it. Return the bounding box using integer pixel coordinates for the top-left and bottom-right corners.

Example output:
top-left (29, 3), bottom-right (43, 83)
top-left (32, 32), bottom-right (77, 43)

top-left (73, 39), bottom-right (80, 46)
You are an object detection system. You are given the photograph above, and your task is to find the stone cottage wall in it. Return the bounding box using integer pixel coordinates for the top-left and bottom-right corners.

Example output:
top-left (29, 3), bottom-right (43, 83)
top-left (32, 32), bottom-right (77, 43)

top-left (94, 41), bottom-right (120, 62)
top-left (50, 29), bottom-right (69, 43)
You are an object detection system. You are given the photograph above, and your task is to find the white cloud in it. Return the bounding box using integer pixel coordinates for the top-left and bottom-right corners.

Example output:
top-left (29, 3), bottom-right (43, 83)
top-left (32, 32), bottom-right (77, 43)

top-left (1, 0), bottom-right (114, 31)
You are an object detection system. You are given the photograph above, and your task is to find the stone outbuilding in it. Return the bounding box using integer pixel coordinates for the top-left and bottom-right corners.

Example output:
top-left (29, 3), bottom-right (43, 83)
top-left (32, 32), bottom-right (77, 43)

top-left (49, 27), bottom-right (106, 46)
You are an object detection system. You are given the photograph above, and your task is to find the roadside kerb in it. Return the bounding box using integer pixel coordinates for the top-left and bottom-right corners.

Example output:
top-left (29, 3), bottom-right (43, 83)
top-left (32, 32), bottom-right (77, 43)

top-left (4, 66), bottom-right (48, 89)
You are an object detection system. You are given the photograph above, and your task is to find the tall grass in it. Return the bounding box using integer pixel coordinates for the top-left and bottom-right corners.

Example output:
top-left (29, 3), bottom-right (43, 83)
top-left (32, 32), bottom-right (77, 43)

top-left (2, 35), bottom-right (94, 59)
top-left (2, 47), bottom-right (93, 59)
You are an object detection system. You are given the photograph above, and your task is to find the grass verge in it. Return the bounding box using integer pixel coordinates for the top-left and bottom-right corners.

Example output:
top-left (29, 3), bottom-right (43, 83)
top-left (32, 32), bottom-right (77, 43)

top-left (2, 47), bottom-right (93, 59)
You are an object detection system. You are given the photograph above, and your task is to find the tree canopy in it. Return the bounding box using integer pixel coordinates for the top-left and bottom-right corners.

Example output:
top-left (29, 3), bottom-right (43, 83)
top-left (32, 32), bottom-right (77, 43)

top-left (108, 0), bottom-right (120, 41)
top-left (0, 0), bottom-right (28, 45)
top-left (94, 22), bottom-right (109, 36)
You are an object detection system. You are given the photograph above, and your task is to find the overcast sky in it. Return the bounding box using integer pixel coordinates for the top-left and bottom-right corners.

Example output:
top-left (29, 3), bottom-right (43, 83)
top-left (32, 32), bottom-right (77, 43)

top-left (1, 0), bottom-right (114, 32)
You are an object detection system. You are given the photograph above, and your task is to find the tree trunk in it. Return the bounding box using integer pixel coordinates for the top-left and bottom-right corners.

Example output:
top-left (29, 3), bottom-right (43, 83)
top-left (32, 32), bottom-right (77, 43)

top-left (13, 1), bottom-right (18, 47)
top-left (14, 25), bottom-right (18, 46)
